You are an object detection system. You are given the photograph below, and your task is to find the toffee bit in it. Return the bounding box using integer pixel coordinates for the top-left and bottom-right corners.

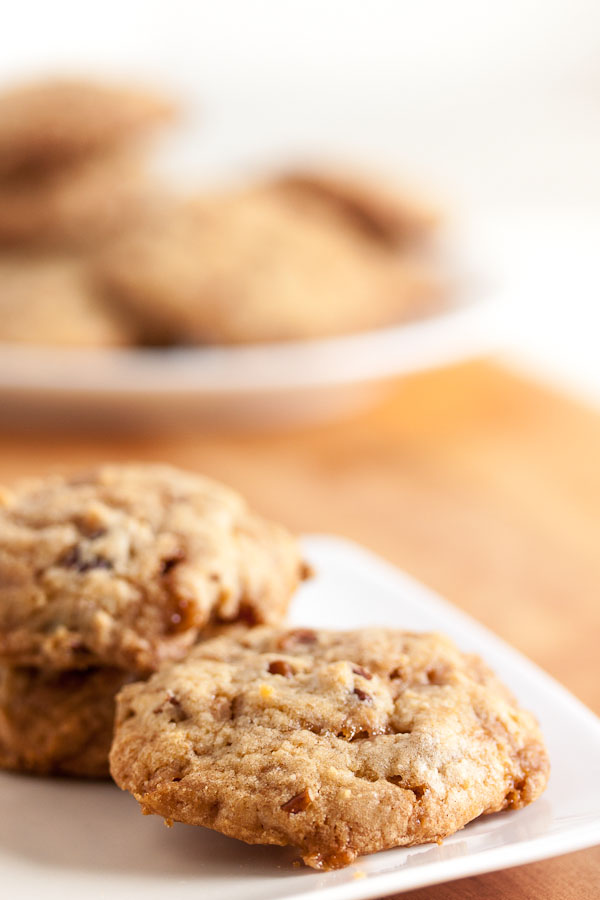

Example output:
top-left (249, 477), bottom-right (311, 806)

top-left (353, 687), bottom-right (372, 703)
top-left (299, 561), bottom-right (314, 580)
top-left (352, 665), bottom-right (373, 680)
top-left (268, 659), bottom-right (294, 678)
top-left (281, 787), bottom-right (313, 814)
top-left (426, 666), bottom-right (448, 685)
top-left (236, 603), bottom-right (259, 626)
top-left (166, 596), bottom-right (199, 634)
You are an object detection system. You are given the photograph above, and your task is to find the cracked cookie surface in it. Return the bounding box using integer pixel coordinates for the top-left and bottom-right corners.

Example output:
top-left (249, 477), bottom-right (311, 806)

top-left (109, 626), bottom-right (549, 869)
top-left (0, 465), bottom-right (304, 673)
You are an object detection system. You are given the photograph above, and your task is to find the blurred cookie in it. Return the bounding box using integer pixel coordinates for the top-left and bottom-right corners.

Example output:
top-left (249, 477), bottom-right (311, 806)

top-left (0, 464), bottom-right (305, 673)
top-left (0, 255), bottom-right (130, 346)
top-left (95, 189), bottom-right (439, 344)
top-left (110, 626), bottom-right (549, 869)
top-left (273, 169), bottom-right (439, 246)
top-left (0, 154), bottom-right (163, 249)
top-left (0, 78), bottom-right (174, 177)
top-left (0, 665), bottom-right (134, 777)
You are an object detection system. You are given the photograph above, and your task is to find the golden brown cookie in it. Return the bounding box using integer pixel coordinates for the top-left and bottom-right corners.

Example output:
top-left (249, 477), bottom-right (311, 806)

top-left (0, 464), bottom-right (305, 673)
top-left (0, 78), bottom-right (174, 177)
top-left (110, 626), bottom-right (550, 870)
top-left (0, 665), bottom-right (135, 777)
top-left (95, 189), bottom-right (439, 345)
top-left (0, 255), bottom-right (131, 346)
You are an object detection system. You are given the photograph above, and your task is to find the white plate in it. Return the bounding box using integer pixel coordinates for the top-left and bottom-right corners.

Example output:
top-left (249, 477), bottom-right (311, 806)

top-left (0, 249), bottom-right (498, 428)
top-left (2, 535), bottom-right (598, 899)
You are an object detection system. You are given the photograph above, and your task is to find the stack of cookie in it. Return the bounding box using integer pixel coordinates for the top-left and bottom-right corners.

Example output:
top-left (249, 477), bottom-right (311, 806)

top-left (0, 74), bottom-right (444, 348)
top-left (0, 78), bottom-right (172, 249)
top-left (0, 463), bottom-right (550, 868)
top-left (0, 77), bottom-right (173, 346)
top-left (0, 464), bottom-right (305, 776)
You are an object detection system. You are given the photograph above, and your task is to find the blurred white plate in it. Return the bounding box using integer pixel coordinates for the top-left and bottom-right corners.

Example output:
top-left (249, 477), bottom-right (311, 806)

top-left (0, 249), bottom-right (498, 428)
top-left (1, 536), bottom-right (598, 899)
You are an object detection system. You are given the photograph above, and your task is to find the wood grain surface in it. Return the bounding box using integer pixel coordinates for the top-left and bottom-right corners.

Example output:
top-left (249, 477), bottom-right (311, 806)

top-left (1, 359), bottom-right (599, 898)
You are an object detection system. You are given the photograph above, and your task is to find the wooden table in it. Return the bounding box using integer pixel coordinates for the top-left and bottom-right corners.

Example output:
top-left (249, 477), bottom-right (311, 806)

top-left (2, 359), bottom-right (599, 898)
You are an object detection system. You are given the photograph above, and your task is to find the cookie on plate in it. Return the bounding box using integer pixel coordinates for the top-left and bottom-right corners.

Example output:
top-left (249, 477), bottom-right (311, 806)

top-left (0, 665), bottom-right (134, 777)
top-left (110, 626), bottom-right (550, 869)
top-left (95, 189), bottom-right (439, 345)
top-left (0, 255), bottom-right (131, 346)
top-left (0, 78), bottom-right (174, 177)
top-left (0, 464), bottom-right (305, 673)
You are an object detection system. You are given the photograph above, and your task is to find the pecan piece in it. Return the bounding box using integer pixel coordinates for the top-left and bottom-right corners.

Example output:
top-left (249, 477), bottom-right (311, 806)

top-left (353, 687), bottom-right (372, 702)
top-left (352, 665), bottom-right (373, 680)
top-left (268, 659), bottom-right (294, 677)
top-left (281, 787), bottom-right (313, 814)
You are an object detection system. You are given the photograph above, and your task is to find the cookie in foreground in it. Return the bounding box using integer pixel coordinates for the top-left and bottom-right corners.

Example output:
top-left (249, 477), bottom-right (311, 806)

top-left (109, 626), bottom-right (549, 869)
top-left (0, 464), bottom-right (305, 673)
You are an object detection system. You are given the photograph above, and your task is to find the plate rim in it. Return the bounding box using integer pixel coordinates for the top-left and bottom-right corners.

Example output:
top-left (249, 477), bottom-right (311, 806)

top-left (0, 297), bottom-right (498, 396)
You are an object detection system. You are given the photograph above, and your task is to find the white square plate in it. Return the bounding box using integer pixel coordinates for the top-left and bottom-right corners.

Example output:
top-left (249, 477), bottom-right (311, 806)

top-left (1, 535), bottom-right (599, 899)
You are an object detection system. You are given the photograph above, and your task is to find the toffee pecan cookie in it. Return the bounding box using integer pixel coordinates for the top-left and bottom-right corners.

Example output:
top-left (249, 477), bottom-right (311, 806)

top-left (0, 78), bottom-right (173, 177)
top-left (95, 189), bottom-right (439, 345)
top-left (0, 465), bottom-right (304, 673)
top-left (0, 255), bottom-right (131, 346)
top-left (110, 627), bottom-right (550, 869)
top-left (0, 665), bottom-right (134, 777)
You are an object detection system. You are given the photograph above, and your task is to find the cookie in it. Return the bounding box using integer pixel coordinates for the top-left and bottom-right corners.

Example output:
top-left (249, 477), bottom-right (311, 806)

top-left (272, 170), bottom-right (439, 246)
top-left (0, 78), bottom-right (173, 177)
top-left (110, 627), bottom-right (549, 870)
top-left (0, 665), bottom-right (134, 777)
top-left (0, 255), bottom-right (131, 346)
top-left (0, 154), bottom-right (163, 249)
top-left (0, 465), bottom-right (304, 673)
top-left (95, 190), bottom-right (439, 345)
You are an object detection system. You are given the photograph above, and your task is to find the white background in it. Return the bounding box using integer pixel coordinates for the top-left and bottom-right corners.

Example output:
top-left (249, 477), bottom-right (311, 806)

top-left (3, 0), bottom-right (600, 403)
